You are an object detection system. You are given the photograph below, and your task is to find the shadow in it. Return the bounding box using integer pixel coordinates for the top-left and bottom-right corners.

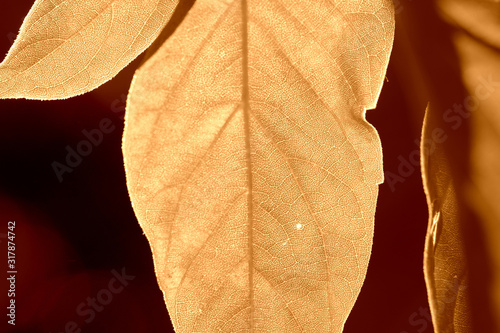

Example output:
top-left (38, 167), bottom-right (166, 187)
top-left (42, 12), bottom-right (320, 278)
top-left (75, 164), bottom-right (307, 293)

top-left (139, 0), bottom-right (197, 68)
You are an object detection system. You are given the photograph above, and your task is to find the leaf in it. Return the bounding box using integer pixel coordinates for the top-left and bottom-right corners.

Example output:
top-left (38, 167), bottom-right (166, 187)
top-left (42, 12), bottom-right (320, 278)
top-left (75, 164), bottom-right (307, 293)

top-left (123, 0), bottom-right (394, 331)
top-left (0, 0), bottom-right (179, 100)
top-left (421, 104), bottom-right (473, 333)
top-left (415, 0), bottom-right (500, 331)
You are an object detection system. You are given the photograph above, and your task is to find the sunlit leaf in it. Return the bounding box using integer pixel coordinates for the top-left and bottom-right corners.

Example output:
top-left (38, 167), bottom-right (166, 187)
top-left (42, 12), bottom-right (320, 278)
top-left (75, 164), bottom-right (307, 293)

top-left (123, 0), bottom-right (394, 331)
top-left (0, 0), bottom-right (179, 100)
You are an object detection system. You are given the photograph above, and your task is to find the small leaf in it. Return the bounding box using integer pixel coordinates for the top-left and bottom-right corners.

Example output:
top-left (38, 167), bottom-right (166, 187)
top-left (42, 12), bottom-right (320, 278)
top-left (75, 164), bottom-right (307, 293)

top-left (421, 104), bottom-right (473, 333)
top-left (0, 0), bottom-right (179, 100)
top-left (123, 0), bottom-right (394, 331)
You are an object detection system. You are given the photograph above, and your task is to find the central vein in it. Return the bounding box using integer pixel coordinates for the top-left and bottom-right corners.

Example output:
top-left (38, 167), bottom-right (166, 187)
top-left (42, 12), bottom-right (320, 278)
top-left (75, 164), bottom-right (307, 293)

top-left (241, 0), bottom-right (255, 331)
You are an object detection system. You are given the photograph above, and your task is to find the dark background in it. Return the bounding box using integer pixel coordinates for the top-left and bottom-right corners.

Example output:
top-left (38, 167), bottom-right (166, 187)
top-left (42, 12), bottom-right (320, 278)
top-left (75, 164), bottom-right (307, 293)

top-left (0, 1), bottom-right (430, 332)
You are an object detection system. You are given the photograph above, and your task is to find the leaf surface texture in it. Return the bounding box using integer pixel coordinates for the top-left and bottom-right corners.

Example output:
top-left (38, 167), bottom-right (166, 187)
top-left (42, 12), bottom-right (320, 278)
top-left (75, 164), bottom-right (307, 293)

top-left (124, 0), bottom-right (394, 331)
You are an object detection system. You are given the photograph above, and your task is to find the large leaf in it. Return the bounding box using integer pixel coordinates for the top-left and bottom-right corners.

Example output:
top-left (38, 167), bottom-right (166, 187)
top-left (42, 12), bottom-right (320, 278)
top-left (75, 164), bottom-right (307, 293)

top-left (123, 0), bottom-right (394, 331)
top-left (0, 0), bottom-right (179, 100)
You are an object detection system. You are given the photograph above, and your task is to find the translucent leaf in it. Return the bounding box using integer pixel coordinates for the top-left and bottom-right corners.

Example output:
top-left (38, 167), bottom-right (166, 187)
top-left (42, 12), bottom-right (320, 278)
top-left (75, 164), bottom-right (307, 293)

top-left (0, 0), bottom-right (179, 100)
top-left (123, 0), bottom-right (394, 331)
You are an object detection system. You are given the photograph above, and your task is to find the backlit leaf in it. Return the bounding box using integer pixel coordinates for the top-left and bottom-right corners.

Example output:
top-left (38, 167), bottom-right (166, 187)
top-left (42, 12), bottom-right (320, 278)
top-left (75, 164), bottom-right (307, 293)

top-left (0, 0), bottom-right (179, 100)
top-left (123, 0), bottom-right (394, 331)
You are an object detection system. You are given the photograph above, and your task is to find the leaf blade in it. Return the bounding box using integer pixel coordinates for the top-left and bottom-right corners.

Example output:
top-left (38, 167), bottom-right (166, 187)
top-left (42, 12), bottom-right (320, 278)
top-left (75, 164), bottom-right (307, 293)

top-left (0, 0), bottom-right (179, 100)
top-left (421, 105), bottom-right (473, 333)
top-left (123, 0), bottom-right (394, 331)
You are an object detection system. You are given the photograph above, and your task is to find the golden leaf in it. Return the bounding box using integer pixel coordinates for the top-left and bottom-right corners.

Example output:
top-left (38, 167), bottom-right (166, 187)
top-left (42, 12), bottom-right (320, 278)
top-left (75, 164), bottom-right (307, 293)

top-left (0, 0), bottom-right (179, 100)
top-left (123, 0), bottom-right (394, 331)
